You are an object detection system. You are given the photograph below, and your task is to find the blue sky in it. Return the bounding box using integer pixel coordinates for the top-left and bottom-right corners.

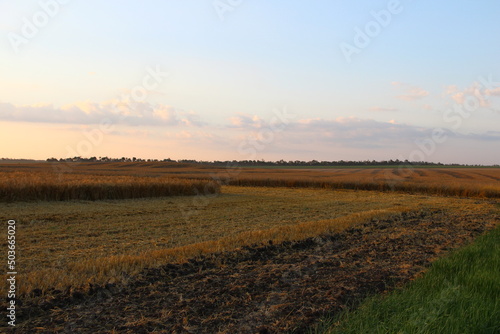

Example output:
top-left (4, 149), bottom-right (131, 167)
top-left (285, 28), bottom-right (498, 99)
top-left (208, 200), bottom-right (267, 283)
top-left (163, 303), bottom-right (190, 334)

top-left (1, 0), bottom-right (499, 163)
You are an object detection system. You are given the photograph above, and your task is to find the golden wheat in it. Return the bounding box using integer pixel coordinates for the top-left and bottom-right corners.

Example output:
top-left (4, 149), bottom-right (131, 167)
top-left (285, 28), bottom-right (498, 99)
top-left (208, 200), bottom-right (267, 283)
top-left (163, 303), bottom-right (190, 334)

top-left (0, 172), bottom-right (220, 201)
top-left (225, 176), bottom-right (500, 198)
top-left (1, 162), bottom-right (499, 199)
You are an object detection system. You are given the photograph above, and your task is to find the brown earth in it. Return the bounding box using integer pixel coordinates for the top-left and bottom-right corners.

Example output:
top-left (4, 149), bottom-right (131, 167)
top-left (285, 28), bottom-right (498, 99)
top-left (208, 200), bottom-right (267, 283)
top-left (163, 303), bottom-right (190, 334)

top-left (13, 209), bottom-right (499, 333)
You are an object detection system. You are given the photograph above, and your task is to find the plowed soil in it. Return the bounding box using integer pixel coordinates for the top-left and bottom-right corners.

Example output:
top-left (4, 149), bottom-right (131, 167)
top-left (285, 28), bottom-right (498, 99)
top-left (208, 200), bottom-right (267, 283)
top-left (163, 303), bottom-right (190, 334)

top-left (14, 209), bottom-right (498, 333)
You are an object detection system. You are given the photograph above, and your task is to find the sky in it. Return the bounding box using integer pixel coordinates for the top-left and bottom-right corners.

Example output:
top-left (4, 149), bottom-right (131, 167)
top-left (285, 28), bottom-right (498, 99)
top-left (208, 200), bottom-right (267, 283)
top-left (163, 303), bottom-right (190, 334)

top-left (1, 0), bottom-right (499, 164)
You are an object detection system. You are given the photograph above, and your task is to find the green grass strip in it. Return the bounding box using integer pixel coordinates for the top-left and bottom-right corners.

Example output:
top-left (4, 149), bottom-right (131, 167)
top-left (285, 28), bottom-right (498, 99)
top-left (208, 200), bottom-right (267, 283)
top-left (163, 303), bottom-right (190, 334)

top-left (314, 225), bottom-right (500, 334)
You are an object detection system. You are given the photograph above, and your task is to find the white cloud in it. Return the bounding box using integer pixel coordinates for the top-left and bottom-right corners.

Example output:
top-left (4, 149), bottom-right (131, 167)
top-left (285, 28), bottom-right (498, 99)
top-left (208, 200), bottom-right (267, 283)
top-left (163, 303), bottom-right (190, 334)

top-left (392, 82), bottom-right (429, 101)
top-left (0, 100), bottom-right (204, 127)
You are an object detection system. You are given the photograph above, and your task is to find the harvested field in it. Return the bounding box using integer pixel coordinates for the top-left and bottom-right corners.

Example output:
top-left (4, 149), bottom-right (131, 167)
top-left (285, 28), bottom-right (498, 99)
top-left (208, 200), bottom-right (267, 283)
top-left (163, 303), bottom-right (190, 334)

top-left (1, 162), bottom-right (499, 198)
top-left (1, 162), bottom-right (499, 332)
top-left (2, 186), bottom-right (469, 299)
top-left (16, 209), bottom-right (499, 333)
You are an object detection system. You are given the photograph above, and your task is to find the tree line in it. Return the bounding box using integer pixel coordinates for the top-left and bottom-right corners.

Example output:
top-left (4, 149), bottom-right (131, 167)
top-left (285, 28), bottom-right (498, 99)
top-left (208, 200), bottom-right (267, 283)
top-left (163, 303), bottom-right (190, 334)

top-left (43, 157), bottom-right (498, 167)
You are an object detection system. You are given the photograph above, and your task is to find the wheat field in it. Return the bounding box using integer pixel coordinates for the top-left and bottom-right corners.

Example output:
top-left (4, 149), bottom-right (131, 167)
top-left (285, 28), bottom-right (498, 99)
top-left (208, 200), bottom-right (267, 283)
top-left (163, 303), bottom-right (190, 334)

top-left (1, 161), bottom-right (499, 198)
top-left (0, 162), bottom-right (499, 301)
top-left (0, 171), bottom-right (219, 201)
top-left (0, 186), bottom-right (496, 300)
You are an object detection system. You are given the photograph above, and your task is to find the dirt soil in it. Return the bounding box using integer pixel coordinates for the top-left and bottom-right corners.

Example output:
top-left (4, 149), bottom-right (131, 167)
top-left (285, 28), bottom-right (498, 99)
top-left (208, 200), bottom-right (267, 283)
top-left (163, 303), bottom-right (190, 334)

top-left (14, 209), bottom-right (499, 333)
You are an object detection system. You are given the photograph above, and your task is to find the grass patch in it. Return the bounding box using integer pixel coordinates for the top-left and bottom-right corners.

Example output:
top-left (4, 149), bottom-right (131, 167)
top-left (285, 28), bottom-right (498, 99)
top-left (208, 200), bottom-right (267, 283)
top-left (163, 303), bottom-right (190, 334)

top-left (317, 225), bottom-right (500, 334)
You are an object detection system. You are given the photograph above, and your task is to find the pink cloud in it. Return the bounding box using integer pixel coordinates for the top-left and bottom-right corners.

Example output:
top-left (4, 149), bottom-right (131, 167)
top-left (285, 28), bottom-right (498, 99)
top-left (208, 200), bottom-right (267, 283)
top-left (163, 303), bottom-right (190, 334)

top-left (446, 83), bottom-right (490, 107)
top-left (485, 87), bottom-right (500, 96)
top-left (392, 82), bottom-right (429, 101)
top-left (228, 113), bottom-right (264, 128)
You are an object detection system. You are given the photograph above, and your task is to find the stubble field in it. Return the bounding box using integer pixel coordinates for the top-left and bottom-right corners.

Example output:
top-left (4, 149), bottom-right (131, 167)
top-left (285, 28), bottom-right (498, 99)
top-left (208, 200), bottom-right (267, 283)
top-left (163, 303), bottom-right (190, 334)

top-left (0, 161), bottom-right (499, 333)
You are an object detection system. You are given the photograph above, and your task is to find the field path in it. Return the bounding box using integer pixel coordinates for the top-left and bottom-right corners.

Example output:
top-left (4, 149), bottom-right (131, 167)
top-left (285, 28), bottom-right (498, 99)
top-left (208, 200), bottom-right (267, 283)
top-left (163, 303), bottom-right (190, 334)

top-left (17, 210), bottom-right (498, 333)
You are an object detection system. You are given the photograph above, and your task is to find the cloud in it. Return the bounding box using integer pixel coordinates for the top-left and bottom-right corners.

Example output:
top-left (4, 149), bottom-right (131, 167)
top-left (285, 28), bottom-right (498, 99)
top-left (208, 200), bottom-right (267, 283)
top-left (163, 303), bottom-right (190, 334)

top-left (445, 85), bottom-right (458, 95)
top-left (0, 101), bottom-right (204, 127)
top-left (485, 87), bottom-right (500, 96)
top-left (228, 113), bottom-right (265, 128)
top-left (226, 115), bottom-right (500, 162)
top-left (445, 82), bottom-right (490, 107)
top-left (287, 117), bottom-right (500, 149)
top-left (107, 128), bottom-right (153, 138)
top-left (151, 104), bottom-right (177, 122)
top-left (226, 115), bottom-right (433, 149)
top-left (397, 88), bottom-right (429, 101)
top-left (461, 130), bottom-right (500, 142)
top-left (283, 117), bottom-right (428, 149)
top-left (369, 107), bottom-right (398, 112)
top-left (392, 82), bottom-right (429, 101)
top-left (180, 111), bottom-right (207, 127)
top-left (166, 130), bottom-right (216, 141)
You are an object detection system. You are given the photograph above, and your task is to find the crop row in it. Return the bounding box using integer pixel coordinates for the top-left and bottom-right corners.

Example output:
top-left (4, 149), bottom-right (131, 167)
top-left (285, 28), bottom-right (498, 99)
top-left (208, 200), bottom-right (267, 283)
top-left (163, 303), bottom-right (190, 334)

top-left (0, 172), bottom-right (220, 201)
